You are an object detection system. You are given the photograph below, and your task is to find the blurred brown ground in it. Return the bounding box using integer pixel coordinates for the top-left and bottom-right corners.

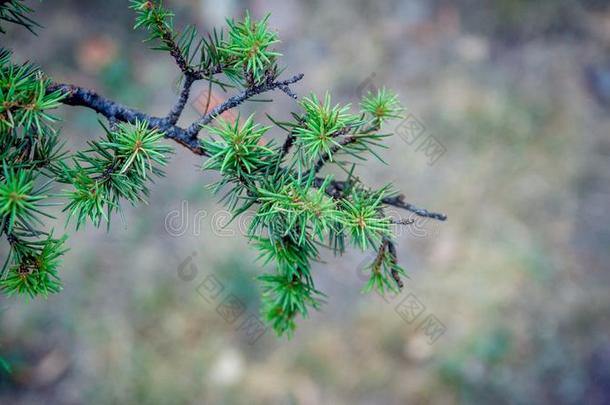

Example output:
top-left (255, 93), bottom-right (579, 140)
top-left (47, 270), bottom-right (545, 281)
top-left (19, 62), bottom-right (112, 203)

top-left (2, 0), bottom-right (610, 404)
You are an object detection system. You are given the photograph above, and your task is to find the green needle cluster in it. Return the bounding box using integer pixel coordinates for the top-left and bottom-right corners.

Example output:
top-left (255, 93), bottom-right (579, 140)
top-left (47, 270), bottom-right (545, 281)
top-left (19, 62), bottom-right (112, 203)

top-left (61, 119), bottom-right (172, 229)
top-left (220, 12), bottom-right (281, 85)
top-left (295, 92), bottom-right (360, 163)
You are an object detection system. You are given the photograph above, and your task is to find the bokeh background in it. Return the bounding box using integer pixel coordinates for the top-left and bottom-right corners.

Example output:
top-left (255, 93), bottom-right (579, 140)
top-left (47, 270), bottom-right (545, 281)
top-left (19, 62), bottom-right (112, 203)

top-left (2, 0), bottom-right (610, 403)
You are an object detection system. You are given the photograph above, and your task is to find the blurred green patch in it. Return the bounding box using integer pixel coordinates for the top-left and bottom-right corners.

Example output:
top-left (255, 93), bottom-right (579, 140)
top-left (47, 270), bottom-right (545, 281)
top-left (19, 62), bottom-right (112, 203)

top-left (437, 327), bottom-right (514, 402)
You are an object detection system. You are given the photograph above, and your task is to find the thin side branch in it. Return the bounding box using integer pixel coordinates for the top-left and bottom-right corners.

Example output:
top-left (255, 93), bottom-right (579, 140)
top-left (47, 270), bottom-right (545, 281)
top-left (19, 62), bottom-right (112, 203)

top-left (385, 239), bottom-right (403, 289)
top-left (166, 75), bottom-right (195, 125)
top-left (382, 194), bottom-right (448, 221)
top-left (151, 6), bottom-right (221, 80)
top-left (314, 178), bottom-right (447, 221)
top-left (185, 73), bottom-right (304, 136)
top-left (281, 132), bottom-right (296, 157)
top-left (391, 218), bottom-right (415, 225)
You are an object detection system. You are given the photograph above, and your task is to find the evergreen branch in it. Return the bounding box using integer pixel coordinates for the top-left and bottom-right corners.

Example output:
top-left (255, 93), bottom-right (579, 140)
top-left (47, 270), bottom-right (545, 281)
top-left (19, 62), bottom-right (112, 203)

top-left (308, 120), bottom-right (383, 176)
top-left (131, 0), bottom-right (225, 80)
top-left (1, 4), bottom-right (447, 334)
top-left (160, 24), bottom-right (192, 75)
top-left (59, 119), bottom-right (172, 229)
top-left (361, 236), bottom-right (405, 294)
top-left (278, 84), bottom-right (298, 99)
top-left (220, 12), bottom-right (281, 86)
top-left (292, 93), bottom-right (360, 164)
top-left (186, 73), bottom-right (304, 136)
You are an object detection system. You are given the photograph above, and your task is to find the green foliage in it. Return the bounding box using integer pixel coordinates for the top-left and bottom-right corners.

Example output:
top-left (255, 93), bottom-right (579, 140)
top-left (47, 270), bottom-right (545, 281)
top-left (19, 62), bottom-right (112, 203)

top-left (0, 49), bottom-right (66, 134)
top-left (294, 92), bottom-right (360, 163)
top-left (360, 87), bottom-right (404, 126)
top-left (198, 95), bottom-right (406, 336)
top-left (130, 0), bottom-right (229, 85)
top-left (202, 115), bottom-right (275, 179)
top-left (0, 0), bottom-right (39, 34)
top-left (362, 240), bottom-right (406, 295)
top-left (252, 175), bottom-right (337, 246)
top-left (0, 42), bottom-right (71, 297)
top-left (0, 165), bottom-right (51, 233)
top-left (0, 355), bottom-right (10, 374)
top-left (0, 233), bottom-right (66, 297)
top-left (1, 7), bottom-right (174, 295)
top-left (220, 12), bottom-right (281, 86)
top-left (254, 237), bottom-right (317, 280)
top-left (104, 120), bottom-right (171, 177)
top-left (130, 1), bottom-right (280, 88)
top-left (61, 120), bottom-right (172, 229)
top-left (130, 0), bottom-right (174, 43)
top-left (259, 273), bottom-right (324, 338)
top-left (1, 36), bottom-right (174, 295)
top-left (338, 186), bottom-right (392, 251)
top-left (200, 96), bottom-right (406, 336)
top-left (0, 0), bottom-right (431, 337)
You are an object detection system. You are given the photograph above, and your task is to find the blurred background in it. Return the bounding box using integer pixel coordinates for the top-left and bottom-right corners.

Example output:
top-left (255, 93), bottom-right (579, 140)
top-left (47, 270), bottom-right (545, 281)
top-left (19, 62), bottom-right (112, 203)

top-left (2, 0), bottom-right (610, 403)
